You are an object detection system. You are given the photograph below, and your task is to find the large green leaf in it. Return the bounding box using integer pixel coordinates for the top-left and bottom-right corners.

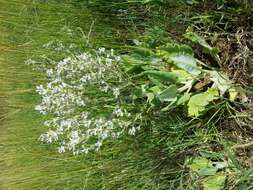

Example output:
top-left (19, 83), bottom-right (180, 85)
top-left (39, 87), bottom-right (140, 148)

top-left (188, 157), bottom-right (216, 175)
top-left (157, 43), bottom-right (194, 56)
top-left (169, 54), bottom-right (201, 76)
top-left (158, 85), bottom-right (177, 102)
top-left (137, 70), bottom-right (179, 83)
top-left (122, 54), bottom-right (162, 74)
top-left (187, 88), bottom-right (219, 117)
top-left (122, 55), bottom-right (146, 65)
top-left (156, 42), bottom-right (201, 75)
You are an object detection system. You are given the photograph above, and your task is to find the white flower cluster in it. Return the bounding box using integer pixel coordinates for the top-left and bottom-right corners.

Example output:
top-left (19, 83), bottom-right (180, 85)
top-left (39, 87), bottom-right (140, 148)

top-left (36, 49), bottom-right (135, 155)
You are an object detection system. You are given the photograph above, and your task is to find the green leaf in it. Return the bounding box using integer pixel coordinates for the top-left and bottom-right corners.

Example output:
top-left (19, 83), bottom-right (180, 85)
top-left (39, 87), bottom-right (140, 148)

top-left (149, 86), bottom-right (161, 94)
top-left (157, 43), bottom-right (193, 56)
top-left (188, 157), bottom-right (213, 173)
top-left (208, 71), bottom-right (232, 95)
top-left (188, 157), bottom-right (218, 176)
top-left (170, 69), bottom-right (193, 82)
top-left (235, 183), bottom-right (253, 190)
top-left (122, 55), bottom-right (146, 65)
top-left (158, 85), bottom-right (177, 102)
top-left (125, 64), bottom-right (146, 74)
top-left (169, 54), bottom-right (201, 76)
top-left (148, 76), bottom-right (165, 88)
top-left (128, 46), bottom-right (155, 57)
top-left (187, 88), bottom-right (219, 117)
top-left (137, 70), bottom-right (179, 83)
top-left (202, 175), bottom-right (226, 190)
top-left (198, 167), bottom-right (218, 176)
top-left (123, 54), bottom-right (162, 74)
top-left (184, 30), bottom-right (222, 67)
top-left (177, 93), bottom-right (191, 105)
top-left (184, 30), bottom-right (219, 56)
top-left (156, 43), bottom-right (201, 76)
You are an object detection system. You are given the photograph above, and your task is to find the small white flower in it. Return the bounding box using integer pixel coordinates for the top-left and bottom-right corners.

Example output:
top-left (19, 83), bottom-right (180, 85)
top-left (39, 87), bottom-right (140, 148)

top-left (98, 47), bottom-right (105, 54)
top-left (95, 141), bottom-right (102, 151)
top-left (113, 88), bottom-right (120, 98)
top-left (58, 146), bottom-right (65, 153)
top-left (35, 105), bottom-right (46, 114)
top-left (46, 69), bottom-right (54, 77)
top-left (128, 127), bottom-right (136, 135)
top-left (113, 107), bottom-right (124, 117)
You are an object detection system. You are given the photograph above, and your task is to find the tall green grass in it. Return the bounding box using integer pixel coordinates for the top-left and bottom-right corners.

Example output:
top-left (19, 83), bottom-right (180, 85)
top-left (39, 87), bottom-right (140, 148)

top-left (0, 1), bottom-right (140, 189)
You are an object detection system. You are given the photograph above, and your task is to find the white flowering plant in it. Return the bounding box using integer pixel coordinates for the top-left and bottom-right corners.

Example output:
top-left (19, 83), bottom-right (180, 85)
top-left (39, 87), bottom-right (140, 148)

top-left (35, 48), bottom-right (144, 154)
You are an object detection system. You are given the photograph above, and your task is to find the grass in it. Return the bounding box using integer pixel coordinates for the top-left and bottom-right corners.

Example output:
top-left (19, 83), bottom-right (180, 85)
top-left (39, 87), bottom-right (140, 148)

top-left (0, 1), bottom-right (130, 189)
top-left (0, 0), bottom-right (252, 189)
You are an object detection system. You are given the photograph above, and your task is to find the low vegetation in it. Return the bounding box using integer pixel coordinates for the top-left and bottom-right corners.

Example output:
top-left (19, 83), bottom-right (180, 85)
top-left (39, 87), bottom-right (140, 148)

top-left (1, 0), bottom-right (252, 189)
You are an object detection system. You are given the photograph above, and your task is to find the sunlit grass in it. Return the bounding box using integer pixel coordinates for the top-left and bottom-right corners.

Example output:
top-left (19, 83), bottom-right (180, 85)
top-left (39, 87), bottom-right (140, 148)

top-left (0, 1), bottom-right (167, 189)
top-left (0, 1), bottom-right (122, 190)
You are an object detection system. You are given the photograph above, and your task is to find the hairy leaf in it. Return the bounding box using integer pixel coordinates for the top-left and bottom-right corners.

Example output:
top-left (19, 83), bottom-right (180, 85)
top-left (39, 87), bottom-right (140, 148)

top-left (169, 54), bottom-right (201, 76)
